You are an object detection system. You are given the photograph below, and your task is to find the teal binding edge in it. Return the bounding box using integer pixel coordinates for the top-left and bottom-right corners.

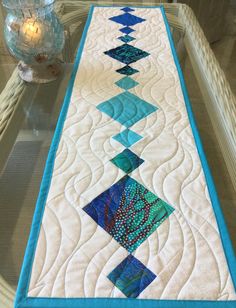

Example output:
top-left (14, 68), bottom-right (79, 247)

top-left (14, 5), bottom-right (236, 308)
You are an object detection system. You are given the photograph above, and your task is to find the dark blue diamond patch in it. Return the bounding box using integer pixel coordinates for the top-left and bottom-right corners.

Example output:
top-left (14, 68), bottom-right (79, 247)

top-left (120, 27), bottom-right (135, 35)
top-left (104, 44), bottom-right (149, 65)
top-left (116, 65), bottom-right (139, 76)
top-left (121, 7), bottom-right (135, 13)
top-left (109, 13), bottom-right (145, 27)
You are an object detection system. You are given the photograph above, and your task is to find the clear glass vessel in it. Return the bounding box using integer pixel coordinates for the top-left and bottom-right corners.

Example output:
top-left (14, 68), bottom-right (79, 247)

top-left (3, 0), bottom-right (64, 65)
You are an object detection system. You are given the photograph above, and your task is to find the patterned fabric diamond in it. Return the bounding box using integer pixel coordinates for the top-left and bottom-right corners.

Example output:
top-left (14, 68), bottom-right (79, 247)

top-left (83, 175), bottom-right (174, 253)
top-left (115, 76), bottom-right (138, 90)
top-left (110, 149), bottom-right (144, 173)
top-left (108, 255), bottom-right (156, 298)
top-left (97, 91), bottom-right (158, 127)
top-left (104, 44), bottom-right (149, 65)
top-left (120, 27), bottom-right (135, 34)
top-left (121, 7), bottom-right (135, 13)
top-left (116, 65), bottom-right (139, 76)
top-left (109, 13), bottom-right (145, 27)
top-left (113, 129), bottom-right (142, 148)
top-left (118, 34), bottom-right (135, 43)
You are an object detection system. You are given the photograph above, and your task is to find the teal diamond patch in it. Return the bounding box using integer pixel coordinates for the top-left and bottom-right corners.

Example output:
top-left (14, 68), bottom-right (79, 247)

top-left (113, 129), bottom-right (142, 148)
top-left (107, 255), bottom-right (156, 298)
top-left (97, 92), bottom-right (158, 127)
top-left (115, 76), bottom-right (138, 90)
top-left (110, 149), bottom-right (144, 173)
top-left (118, 35), bottom-right (135, 43)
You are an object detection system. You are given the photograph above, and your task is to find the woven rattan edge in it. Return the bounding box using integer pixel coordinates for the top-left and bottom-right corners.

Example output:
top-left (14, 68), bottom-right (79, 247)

top-left (178, 4), bottom-right (236, 191)
top-left (0, 68), bottom-right (25, 172)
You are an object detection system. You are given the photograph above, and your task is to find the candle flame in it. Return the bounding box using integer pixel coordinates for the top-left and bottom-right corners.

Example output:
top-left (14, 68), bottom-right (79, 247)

top-left (21, 18), bottom-right (42, 45)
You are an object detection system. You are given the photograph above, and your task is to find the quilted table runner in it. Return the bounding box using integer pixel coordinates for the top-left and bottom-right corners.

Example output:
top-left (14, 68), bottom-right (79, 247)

top-left (15, 6), bottom-right (236, 308)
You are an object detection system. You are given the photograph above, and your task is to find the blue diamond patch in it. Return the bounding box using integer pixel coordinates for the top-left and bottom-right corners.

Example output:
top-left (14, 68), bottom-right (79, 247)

top-left (83, 175), bottom-right (174, 253)
top-left (108, 255), bottom-right (156, 298)
top-left (115, 76), bottom-right (138, 90)
top-left (113, 129), bottom-right (142, 148)
top-left (118, 35), bottom-right (135, 43)
top-left (109, 13), bottom-right (145, 27)
top-left (97, 91), bottom-right (158, 127)
top-left (116, 65), bottom-right (139, 76)
top-left (121, 7), bottom-right (135, 13)
top-left (120, 27), bottom-right (134, 35)
top-left (104, 44), bottom-right (149, 65)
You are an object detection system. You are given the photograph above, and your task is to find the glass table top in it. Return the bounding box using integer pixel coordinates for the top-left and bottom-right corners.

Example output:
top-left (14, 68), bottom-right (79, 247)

top-left (0, 2), bottom-right (235, 307)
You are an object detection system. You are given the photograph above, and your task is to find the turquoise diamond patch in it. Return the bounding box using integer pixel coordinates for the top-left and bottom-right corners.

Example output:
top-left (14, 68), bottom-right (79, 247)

top-left (97, 91), bottom-right (158, 127)
top-left (115, 76), bottom-right (138, 90)
top-left (113, 129), bottom-right (142, 147)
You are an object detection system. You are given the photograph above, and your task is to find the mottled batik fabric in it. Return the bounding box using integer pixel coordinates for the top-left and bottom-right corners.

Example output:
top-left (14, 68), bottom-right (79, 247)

top-left (108, 255), bottom-right (156, 298)
top-left (83, 175), bottom-right (174, 254)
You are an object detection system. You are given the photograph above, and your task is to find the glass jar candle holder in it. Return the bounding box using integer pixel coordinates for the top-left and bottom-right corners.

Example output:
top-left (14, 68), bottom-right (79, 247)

top-left (2, 0), bottom-right (65, 83)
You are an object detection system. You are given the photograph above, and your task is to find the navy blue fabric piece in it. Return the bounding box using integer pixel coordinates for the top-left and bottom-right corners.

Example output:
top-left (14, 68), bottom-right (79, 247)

top-left (83, 176), bottom-right (129, 230)
top-left (116, 65), bottom-right (139, 76)
top-left (109, 13), bottom-right (145, 26)
top-left (120, 27), bottom-right (135, 34)
top-left (104, 44), bottom-right (149, 65)
top-left (108, 255), bottom-right (156, 298)
top-left (121, 7), bottom-right (135, 12)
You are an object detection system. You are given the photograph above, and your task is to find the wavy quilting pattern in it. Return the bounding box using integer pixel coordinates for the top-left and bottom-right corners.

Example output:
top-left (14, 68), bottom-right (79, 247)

top-left (28, 7), bottom-right (236, 300)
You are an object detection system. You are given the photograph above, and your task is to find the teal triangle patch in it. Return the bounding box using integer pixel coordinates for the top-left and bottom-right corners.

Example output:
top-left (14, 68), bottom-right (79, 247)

top-left (113, 129), bottom-right (142, 147)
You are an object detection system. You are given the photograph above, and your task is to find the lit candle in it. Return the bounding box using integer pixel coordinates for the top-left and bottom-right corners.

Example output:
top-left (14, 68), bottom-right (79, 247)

top-left (21, 18), bottom-right (42, 46)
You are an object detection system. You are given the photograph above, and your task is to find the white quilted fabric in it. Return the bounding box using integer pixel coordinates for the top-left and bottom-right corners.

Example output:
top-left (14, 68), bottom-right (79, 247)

top-left (28, 7), bottom-right (236, 300)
